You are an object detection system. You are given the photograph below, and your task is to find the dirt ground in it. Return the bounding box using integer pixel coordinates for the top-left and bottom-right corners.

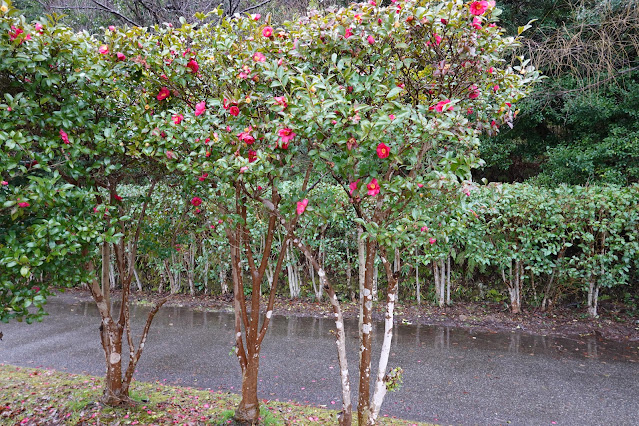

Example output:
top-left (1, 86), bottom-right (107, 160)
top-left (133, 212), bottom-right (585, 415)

top-left (82, 289), bottom-right (639, 343)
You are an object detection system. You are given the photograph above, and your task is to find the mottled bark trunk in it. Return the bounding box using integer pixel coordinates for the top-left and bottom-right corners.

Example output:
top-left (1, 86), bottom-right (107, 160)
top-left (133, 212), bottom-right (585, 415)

top-left (368, 251), bottom-right (399, 424)
top-left (587, 279), bottom-right (599, 317)
top-left (294, 240), bottom-right (352, 426)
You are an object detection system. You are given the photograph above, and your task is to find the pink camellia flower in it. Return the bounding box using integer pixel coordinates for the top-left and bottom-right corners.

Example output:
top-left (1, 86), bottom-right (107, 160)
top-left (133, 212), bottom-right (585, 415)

top-left (367, 35), bottom-right (375, 45)
top-left (469, 1), bottom-right (488, 16)
top-left (468, 85), bottom-right (480, 99)
top-left (240, 166), bottom-right (249, 173)
top-left (367, 179), bottom-right (380, 196)
top-left (238, 70), bottom-right (250, 79)
top-left (417, 183), bottom-right (424, 188)
top-left (172, 114), bottom-right (183, 124)
top-left (349, 180), bottom-right (360, 195)
top-left (237, 129), bottom-right (256, 145)
top-left (376, 143), bottom-right (390, 159)
top-left (248, 150), bottom-right (257, 163)
top-left (195, 208), bottom-right (201, 214)
top-left (434, 99), bottom-right (453, 112)
top-left (493, 84), bottom-right (499, 92)
top-left (389, 114), bottom-right (395, 121)
top-left (195, 101), bottom-right (206, 116)
top-left (116, 52), bottom-right (126, 61)
top-left (191, 197), bottom-right (203, 207)
top-left (166, 150), bottom-right (175, 159)
top-left (59, 129), bottom-right (70, 144)
top-left (472, 17), bottom-right (482, 30)
top-left (251, 14), bottom-right (261, 20)
top-left (34, 23), bottom-right (43, 33)
top-left (18, 202), bottom-right (30, 208)
top-left (274, 96), bottom-right (288, 108)
top-left (98, 44), bottom-right (109, 55)
top-left (429, 237), bottom-right (437, 245)
top-left (229, 106), bottom-right (240, 117)
top-left (198, 173), bottom-right (208, 181)
top-left (262, 26), bottom-right (274, 37)
top-left (434, 33), bottom-right (442, 45)
top-left (369, 0), bottom-right (377, 5)
top-left (344, 28), bottom-right (353, 39)
top-left (421, 226), bottom-right (428, 232)
top-left (253, 52), bottom-right (266, 62)
top-left (108, 25), bottom-right (116, 31)
top-left (9, 26), bottom-right (24, 41)
top-left (397, 82), bottom-right (405, 88)
top-left (186, 59), bottom-right (199, 73)
top-left (223, 98), bottom-right (231, 110)
top-left (296, 199), bottom-right (309, 215)
top-left (278, 128), bottom-right (296, 145)
top-left (1, 181), bottom-right (8, 186)
top-left (487, 66), bottom-right (494, 74)
top-left (157, 87), bottom-right (170, 101)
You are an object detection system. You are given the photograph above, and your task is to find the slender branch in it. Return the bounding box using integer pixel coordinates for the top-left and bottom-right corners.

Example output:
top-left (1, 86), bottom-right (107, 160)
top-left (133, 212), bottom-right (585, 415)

top-left (240, 0), bottom-right (272, 14)
top-left (91, 0), bottom-right (141, 27)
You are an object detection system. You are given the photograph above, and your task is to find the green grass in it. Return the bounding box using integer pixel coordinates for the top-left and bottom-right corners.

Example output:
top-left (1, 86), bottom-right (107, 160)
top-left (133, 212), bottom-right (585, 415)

top-left (0, 364), bottom-right (432, 425)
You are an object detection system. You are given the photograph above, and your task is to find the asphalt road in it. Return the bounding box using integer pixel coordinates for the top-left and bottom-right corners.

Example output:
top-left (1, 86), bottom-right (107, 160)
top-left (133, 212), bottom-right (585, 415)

top-left (1, 293), bottom-right (638, 425)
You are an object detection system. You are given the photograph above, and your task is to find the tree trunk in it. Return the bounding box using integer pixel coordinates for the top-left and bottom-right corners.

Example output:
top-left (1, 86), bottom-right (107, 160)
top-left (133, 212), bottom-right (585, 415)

top-left (357, 239), bottom-right (376, 425)
top-left (368, 250), bottom-right (399, 424)
top-left (294, 239), bottom-right (352, 426)
top-left (235, 358), bottom-right (261, 425)
top-left (416, 263), bottom-right (421, 305)
top-left (587, 279), bottom-right (599, 317)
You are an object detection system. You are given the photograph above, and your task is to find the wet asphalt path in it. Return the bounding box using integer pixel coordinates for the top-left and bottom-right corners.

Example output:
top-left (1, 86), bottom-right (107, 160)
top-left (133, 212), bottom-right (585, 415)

top-left (1, 293), bottom-right (638, 425)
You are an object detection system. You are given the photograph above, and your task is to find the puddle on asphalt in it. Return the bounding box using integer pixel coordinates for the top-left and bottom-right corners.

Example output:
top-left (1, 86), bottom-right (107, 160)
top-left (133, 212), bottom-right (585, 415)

top-left (61, 296), bottom-right (639, 364)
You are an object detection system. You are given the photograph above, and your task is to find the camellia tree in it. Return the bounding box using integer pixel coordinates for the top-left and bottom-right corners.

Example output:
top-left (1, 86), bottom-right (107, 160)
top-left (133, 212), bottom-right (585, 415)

top-left (128, 0), bottom-right (538, 424)
top-left (2, 0), bottom-right (539, 424)
top-left (0, 1), bottom-right (190, 405)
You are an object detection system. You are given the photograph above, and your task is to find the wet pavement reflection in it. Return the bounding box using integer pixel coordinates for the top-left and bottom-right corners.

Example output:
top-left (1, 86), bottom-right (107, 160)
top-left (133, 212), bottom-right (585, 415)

top-left (1, 294), bottom-right (638, 425)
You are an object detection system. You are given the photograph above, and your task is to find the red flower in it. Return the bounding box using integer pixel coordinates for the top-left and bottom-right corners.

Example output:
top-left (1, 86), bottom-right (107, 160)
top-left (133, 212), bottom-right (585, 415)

top-left (238, 129), bottom-right (255, 145)
top-left (469, 1), bottom-right (488, 16)
top-left (195, 101), bottom-right (206, 116)
top-left (1, 181), bottom-right (8, 186)
top-left (248, 150), bottom-right (257, 163)
top-left (172, 114), bottom-right (184, 124)
top-left (367, 179), bottom-right (380, 196)
top-left (186, 59), bottom-right (199, 73)
top-left (376, 143), bottom-right (390, 159)
top-left (349, 180), bottom-right (359, 195)
top-left (367, 35), bottom-right (375, 45)
top-left (223, 98), bottom-right (231, 110)
top-left (191, 197), bottom-right (203, 207)
top-left (59, 129), bottom-right (70, 144)
top-left (471, 17), bottom-right (482, 30)
top-left (468, 85), bottom-right (480, 99)
top-left (18, 202), bottom-right (30, 208)
top-left (9, 26), bottom-right (23, 41)
top-left (344, 28), bottom-right (353, 38)
top-left (278, 128), bottom-right (296, 145)
top-left (434, 99), bottom-right (453, 112)
top-left (114, 194), bottom-right (123, 201)
top-left (98, 44), bottom-right (109, 55)
top-left (116, 52), bottom-right (126, 61)
top-left (429, 237), bottom-right (437, 245)
top-left (166, 150), bottom-right (175, 159)
top-left (274, 96), bottom-right (288, 109)
top-left (157, 87), bottom-right (171, 101)
top-left (229, 106), bottom-right (240, 116)
top-left (262, 26), bottom-right (274, 37)
top-left (198, 173), bottom-right (209, 181)
top-left (296, 199), bottom-right (309, 215)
